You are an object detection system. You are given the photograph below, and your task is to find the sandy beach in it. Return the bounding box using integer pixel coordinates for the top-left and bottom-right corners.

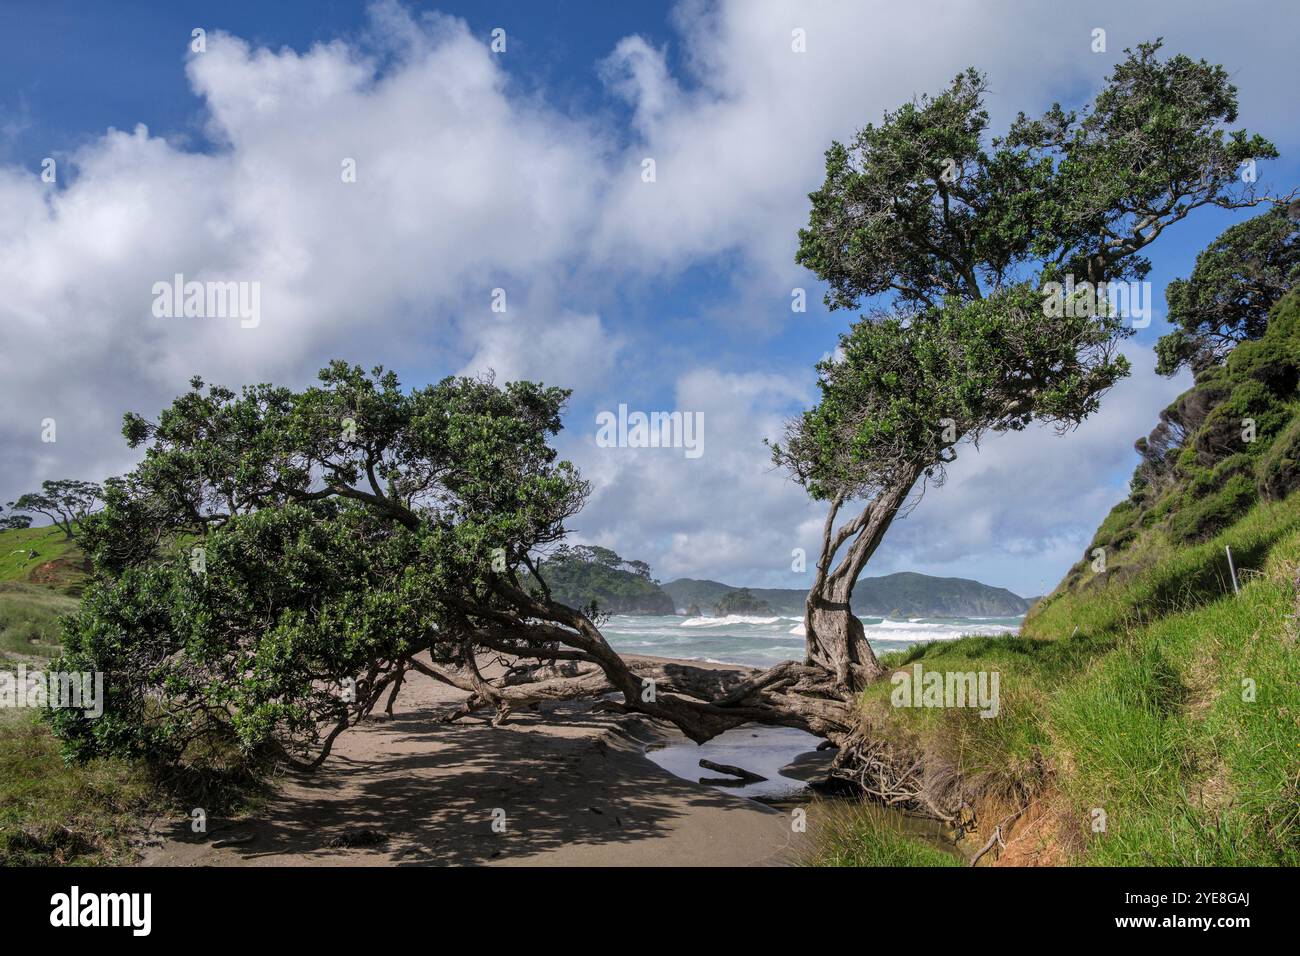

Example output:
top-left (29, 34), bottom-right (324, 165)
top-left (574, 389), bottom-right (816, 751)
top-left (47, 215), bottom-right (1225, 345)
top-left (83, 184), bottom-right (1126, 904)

top-left (140, 656), bottom-right (817, 867)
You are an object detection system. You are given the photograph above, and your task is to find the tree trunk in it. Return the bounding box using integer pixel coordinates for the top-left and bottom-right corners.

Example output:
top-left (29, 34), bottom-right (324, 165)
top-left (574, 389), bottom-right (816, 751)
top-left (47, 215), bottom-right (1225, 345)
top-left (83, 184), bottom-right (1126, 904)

top-left (803, 467), bottom-right (923, 691)
top-left (805, 576), bottom-right (884, 689)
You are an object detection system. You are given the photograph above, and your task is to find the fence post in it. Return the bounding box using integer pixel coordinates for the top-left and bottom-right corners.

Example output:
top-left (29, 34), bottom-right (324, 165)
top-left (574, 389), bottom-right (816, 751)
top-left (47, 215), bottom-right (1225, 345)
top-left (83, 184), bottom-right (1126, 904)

top-left (1226, 546), bottom-right (1240, 596)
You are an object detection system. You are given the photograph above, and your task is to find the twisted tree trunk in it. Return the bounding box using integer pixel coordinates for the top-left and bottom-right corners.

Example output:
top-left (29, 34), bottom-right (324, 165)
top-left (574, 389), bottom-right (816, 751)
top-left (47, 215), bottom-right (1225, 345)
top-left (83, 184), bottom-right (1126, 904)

top-left (803, 467), bottom-right (924, 691)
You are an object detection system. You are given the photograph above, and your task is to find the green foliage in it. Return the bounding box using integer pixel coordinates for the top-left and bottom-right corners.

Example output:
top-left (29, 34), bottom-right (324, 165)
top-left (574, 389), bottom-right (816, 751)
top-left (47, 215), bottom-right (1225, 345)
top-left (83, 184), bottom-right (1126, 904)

top-left (0, 505), bottom-right (32, 532)
top-left (776, 286), bottom-right (1131, 499)
top-left (1256, 413), bottom-right (1300, 500)
top-left (1088, 499), bottom-right (1141, 553)
top-left (780, 40), bottom-right (1270, 500)
top-left (1192, 379), bottom-right (1288, 469)
top-left (1225, 305), bottom-right (1300, 392)
top-left (56, 363), bottom-right (589, 772)
top-left (534, 546), bottom-right (675, 615)
top-left (796, 43), bottom-right (1272, 314)
top-left (712, 588), bottom-right (774, 616)
top-left (1092, 288), bottom-right (1300, 566)
top-left (8, 480), bottom-right (104, 540)
top-left (1156, 206), bottom-right (1300, 375)
top-left (1169, 472), bottom-right (1258, 542)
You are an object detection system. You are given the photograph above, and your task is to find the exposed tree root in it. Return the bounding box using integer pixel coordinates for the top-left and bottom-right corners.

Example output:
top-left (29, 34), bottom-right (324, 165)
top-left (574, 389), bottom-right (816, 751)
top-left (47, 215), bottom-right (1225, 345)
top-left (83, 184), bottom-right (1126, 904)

top-left (828, 735), bottom-right (968, 824)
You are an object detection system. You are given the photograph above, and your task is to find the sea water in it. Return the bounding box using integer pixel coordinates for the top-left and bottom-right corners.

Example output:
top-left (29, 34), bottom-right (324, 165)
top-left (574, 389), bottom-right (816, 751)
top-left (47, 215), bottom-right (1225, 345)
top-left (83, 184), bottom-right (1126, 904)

top-left (602, 612), bottom-right (1022, 669)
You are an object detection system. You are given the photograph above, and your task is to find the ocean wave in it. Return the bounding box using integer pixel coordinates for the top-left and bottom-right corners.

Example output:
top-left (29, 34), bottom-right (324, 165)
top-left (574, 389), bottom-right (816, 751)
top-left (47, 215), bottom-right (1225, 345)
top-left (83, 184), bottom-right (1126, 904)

top-left (862, 621), bottom-right (1017, 643)
top-left (603, 612), bottom-right (1021, 668)
top-left (870, 618), bottom-right (937, 630)
top-left (679, 614), bottom-right (783, 628)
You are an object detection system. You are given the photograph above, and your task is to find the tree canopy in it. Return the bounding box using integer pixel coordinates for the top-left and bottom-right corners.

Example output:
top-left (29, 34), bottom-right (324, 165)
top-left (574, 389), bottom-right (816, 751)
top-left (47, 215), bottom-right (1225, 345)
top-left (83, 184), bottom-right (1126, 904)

top-left (531, 546), bottom-right (675, 616)
top-left (0, 504), bottom-right (33, 531)
top-left (56, 363), bottom-right (589, 767)
top-left (8, 479), bottom-right (103, 539)
top-left (795, 42), bottom-right (1274, 313)
top-left (1155, 206), bottom-right (1300, 376)
top-left (782, 40), bottom-right (1277, 504)
top-left (772, 40), bottom-right (1278, 688)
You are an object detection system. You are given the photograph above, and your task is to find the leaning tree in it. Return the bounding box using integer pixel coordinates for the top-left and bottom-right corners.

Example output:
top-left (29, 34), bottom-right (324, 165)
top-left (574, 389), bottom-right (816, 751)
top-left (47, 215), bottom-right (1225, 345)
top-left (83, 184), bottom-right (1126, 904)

top-left (9, 479), bottom-right (104, 539)
top-left (53, 42), bottom-right (1282, 779)
top-left (778, 40), bottom-right (1282, 689)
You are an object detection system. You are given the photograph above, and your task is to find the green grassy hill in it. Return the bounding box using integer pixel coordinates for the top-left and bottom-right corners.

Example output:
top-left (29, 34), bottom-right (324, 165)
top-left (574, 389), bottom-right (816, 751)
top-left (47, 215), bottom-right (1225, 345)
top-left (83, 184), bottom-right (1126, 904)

top-left (813, 291), bottom-right (1300, 866)
top-left (0, 524), bottom-right (86, 594)
top-left (0, 524), bottom-right (87, 658)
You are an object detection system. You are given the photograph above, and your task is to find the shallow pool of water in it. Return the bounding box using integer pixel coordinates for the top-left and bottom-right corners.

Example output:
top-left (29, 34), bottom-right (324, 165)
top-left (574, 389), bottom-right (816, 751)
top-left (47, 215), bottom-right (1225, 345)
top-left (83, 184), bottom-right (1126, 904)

top-left (643, 724), bottom-right (827, 800)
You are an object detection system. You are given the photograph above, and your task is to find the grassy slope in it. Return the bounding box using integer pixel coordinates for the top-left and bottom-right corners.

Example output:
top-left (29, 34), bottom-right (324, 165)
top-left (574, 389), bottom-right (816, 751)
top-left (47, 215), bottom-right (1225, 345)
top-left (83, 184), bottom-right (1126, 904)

top-left (807, 800), bottom-right (963, 866)
top-left (0, 524), bottom-right (85, 658)
top-left (0, 583), bottom-right (76, 657)
top-left (810, 492), bottom-right (1300, 866)
top-left (814, 293), bottom-right (1300, 866)
top-left (1030, 502), bottom-right (1300, 865)
top-left (0, 710), bottom-right (152, 865)
top-left (0, 524), bottom-right (84, 589)
top-left (0, 523), bottom-right (156, 865)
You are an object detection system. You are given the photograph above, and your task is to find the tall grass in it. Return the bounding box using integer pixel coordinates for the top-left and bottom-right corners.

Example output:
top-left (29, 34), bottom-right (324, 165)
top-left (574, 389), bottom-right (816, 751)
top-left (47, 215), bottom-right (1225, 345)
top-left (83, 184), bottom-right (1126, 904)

top-left (0, 582), bottom-right (75, 658)
top-left (805, 800), bottom-right (963, 867)
top-left (0, 711), bottom-right (153, 865)
top-left (813, 493), bottom-right (1300, 866)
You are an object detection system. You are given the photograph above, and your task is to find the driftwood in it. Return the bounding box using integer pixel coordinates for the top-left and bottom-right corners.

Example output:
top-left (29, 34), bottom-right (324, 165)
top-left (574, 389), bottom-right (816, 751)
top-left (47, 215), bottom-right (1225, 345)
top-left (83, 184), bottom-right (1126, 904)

top-left (698, 759), bottom-right (767, 784)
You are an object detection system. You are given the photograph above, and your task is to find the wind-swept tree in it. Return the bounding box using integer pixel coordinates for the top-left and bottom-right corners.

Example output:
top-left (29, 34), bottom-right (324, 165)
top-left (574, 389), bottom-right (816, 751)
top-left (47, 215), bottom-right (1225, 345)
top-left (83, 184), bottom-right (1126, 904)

top-left (0, 504), bottom-right (33, 531)
top-left (9, 479), bottom-right (104, 539)
top-left (1155, 205), bottom-right (1300, 376)
top-left (57, 364), bottom-right (790, 769)
top-left (776, 40), bottom-right (1279, 687)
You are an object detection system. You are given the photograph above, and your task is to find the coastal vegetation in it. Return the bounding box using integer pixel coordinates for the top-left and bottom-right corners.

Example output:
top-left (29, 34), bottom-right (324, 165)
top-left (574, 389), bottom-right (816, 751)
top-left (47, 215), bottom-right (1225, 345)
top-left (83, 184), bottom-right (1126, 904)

top-left (533, 546), bottom-right (676, 615)
top-left (39, 38), bottom-right (1283, 783)
top-left (768, 37), bottom-right (1273, 717)
top-left (0, 526), bottom-right (155, 865)
top-left (712, 588), bottom-right (775, 617)
top-left (810, 287), bottom-right (1300, 866)
top-left (3, 38), bottom-right (1293, 869)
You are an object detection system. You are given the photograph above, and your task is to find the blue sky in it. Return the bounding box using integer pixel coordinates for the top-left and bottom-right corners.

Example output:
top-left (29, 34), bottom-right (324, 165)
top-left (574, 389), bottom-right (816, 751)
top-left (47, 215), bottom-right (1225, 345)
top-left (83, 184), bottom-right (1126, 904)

top-left (2, 0), bottom-right (1297, 598)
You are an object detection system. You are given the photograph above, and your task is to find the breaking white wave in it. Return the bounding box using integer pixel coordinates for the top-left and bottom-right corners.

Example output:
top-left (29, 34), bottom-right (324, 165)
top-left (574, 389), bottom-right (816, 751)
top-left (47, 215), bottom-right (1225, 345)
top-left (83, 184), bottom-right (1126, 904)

top-left (679, 614), bottom-right (788, 628)
top-left (602, 612), bottom-right (1023, 669)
